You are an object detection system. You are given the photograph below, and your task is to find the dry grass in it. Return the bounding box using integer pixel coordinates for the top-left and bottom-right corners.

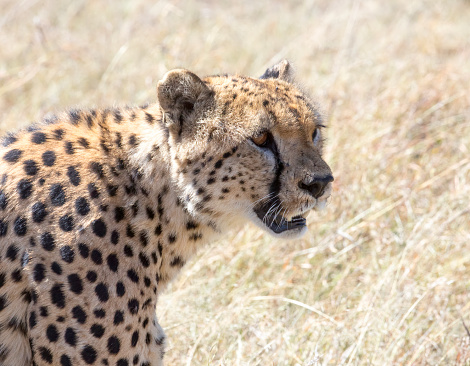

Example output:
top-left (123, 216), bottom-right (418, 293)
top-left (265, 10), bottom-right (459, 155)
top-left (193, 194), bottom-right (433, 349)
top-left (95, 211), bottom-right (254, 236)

top-left (1, 0), bottom-right (470, 364)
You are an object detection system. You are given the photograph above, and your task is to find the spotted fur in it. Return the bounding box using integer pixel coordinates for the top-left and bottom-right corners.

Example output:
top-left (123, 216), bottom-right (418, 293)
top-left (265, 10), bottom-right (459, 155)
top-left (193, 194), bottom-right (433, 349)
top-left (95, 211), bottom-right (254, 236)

top-left (0, 60), bottom-right (333, 366)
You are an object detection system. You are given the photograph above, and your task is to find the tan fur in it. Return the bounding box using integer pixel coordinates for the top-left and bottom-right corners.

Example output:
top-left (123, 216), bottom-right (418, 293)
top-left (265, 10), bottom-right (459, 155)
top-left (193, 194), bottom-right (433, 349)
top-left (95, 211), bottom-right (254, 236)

top-left (0, 60), bottom-right (332, 365)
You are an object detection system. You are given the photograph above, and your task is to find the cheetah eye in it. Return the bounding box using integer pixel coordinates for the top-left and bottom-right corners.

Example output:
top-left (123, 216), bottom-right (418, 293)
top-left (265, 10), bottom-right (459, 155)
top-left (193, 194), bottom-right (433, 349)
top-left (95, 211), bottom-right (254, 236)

top-left (312, 128), bottom-right (321, 145)
top-left (252, 131), bottom-right (269, 147)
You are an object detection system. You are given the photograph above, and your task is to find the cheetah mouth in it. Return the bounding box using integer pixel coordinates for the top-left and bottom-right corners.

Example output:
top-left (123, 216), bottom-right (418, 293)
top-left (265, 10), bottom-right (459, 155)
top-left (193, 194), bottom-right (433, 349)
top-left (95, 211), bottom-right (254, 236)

top-left (253, 206), bottom-right (307, 234)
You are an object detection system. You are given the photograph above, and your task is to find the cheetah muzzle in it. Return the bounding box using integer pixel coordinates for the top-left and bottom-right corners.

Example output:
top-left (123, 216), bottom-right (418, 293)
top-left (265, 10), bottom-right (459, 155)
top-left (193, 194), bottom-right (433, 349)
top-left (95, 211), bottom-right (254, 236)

top-left (0, 59), bottom-right (333, 366)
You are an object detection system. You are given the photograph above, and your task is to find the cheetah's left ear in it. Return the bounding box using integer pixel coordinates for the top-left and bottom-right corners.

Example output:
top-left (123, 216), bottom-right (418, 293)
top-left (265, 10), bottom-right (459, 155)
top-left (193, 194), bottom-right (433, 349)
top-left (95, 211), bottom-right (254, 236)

top-left (157, 69), bottom-right (212, 134)
top-left (259, 59), bottom-right (294, 83)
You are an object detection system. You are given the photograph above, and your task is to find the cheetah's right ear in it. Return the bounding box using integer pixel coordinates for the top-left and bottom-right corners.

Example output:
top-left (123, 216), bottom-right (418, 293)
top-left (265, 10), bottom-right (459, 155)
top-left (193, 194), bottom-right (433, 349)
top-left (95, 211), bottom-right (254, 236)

top-left (259, 59), bottom-right (294, 83)
top-left (157, 69), bottom-right (212, 134)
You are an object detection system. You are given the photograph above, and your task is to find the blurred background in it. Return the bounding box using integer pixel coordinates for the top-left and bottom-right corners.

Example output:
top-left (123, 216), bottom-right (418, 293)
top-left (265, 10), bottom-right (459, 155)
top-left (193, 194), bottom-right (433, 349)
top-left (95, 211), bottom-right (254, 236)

top-left (1, 0), bottom-right (469, 364)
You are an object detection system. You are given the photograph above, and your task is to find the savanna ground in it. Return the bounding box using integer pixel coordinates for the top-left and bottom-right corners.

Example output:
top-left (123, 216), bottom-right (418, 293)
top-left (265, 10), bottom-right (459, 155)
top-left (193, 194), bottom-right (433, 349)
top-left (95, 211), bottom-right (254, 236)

top-left (1, 0), bottom-right (469, 364)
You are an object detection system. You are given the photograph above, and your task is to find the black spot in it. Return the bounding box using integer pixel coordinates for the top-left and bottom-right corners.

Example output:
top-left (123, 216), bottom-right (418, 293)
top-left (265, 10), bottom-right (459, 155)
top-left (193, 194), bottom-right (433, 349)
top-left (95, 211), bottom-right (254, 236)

top-left (107, 254), bottom-right (119, 272)
top-left (154, 224), bottom-right (162, 236)
top-left (116, 282), bottom-right (125, 297)
top-left (59, 214), bottom-right (74, 232)
top-left (0, 294), bottom-right (7, 310)
top-left (189, 232), bottom-right (203, 241)
top-left (111, 230), bottom-right (119, 245)
top-left (92, 219), bottom-right (107, 238)
top-left (207, 177), bottom-right (216, 184)
top-left (168, 256), bottom-right (184, 268)
top-left (113, 110), bottom-right (123, 123)
top-left (65, 141), bottom-right (74, 154)
top-left (31, 132), bottom-right (46, 144)
top-left (6, 244), bottom-right (19, 261)
top-left (67, 166), bottom-right (81, 186)
top-left (60, 354), bottom-right (72, 366)
top-left (29, 310), bottom-right (37, 329)
top-left (46, 324), bottom-right (59, 342)
top-left (88, 183), bottom-right (100, 199)
top-left (126, 224), bottom-right (135, 238)
top-left (51, 261), bottom-right (62, 275)
top-left (90, 162), bottom-right (104, 178)
top-left (145, 207), bottom-right (155, 220)
top-left (117, 359), bottom-right (129, 366)
top-left (81, 345), bottom-right (97, 364)
top-left (87, 271), bottom-right (97, 282)
top-left (91, 249), bottom-right (103, 264)
top-left (42, 150), bottom-right (56, 166)
top-left (3, 149), bottom-right (22, 163)
top-left (168, 233), bottom-right (177, 244)
top-left (72, 305), bottom-right (87, 324)
top-left (90, 324), bottom-right (105, 338)
top-left (131, 331), bottom-right (139, 347)
top-left (69, 109), bottom-right (81, 125)
top-left (139, 253), bottom-right (150, 268)
top-left (78, 243), bottom-right (89, 258)
top-left (107, 185), bottom-right (118, 196)
top-left (114, 207), bottom-right (125, 223)
top-left (144, 277), bottom-right (151, 287)
top-left (53, 128), bottom-right (65, 140)
top-left (13, 216), bottom-right (27, 236)
top-left (41, 232), bottom-right (55, 251)
top-left (11, 268), bottom-right (23, 282)
top-left (2, 133), bottom-right (17, 146)
top-left (32, 202), bottom-right (48, 222)
top-left (60, 246), bottom-right (75, 263)
top-left (107, 335), bottom-right (121, 354)
top-left (128, 134), bottom-right (137, 147)
top-left (139, 231), bottom-right (148, 247)
top-left (39, 346), bottom-right (53, 363)
top-left (24, 160), bottom-right (38, 176)
top-left (0, 190), bottom-right (7, 210)
top-left (77, 137), bottom-right (90, 148)
top-left (123, 245), bottom-right (133, 257)
top-left (145, 112), bottom-right (154, 124)
top-left (113, 311), bottom-right (124, 325)
top-left (0, 272), bottom-right (5, 288)
top-left (17, 179), bottom-right (33, 199)
top-left (50, 284), bottom-right (65, 308)
top-left (127, 269), bottom-right (139, 283)
top-left (33, 263), bottom-right (46, 283)
top-left (75, 196), bottom-right (90, 216)
top-left (0, 220), bottom-right (8, 236)
top-left (95, 283), bottom-right (109, 302)
top-left (68, 274), bottom-right (83, 294)
top-left (38, 307), bottom-right (49, 318)
top-left (128, 299), bottom-right (139, 314)
top-left (64, 327), bottom-right (77, 346)
top-left (94, 309), bottom-right (106, 318)
top-left (50, 184), bottom-right (66, 206)
top-left (214, 159), bottom-right (223, 169)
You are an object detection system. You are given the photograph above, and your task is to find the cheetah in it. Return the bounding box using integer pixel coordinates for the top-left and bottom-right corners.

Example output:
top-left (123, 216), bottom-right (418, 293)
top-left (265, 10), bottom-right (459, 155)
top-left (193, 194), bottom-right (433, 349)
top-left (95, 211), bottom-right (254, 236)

top-left (0, 60), bottom-right (333, 366)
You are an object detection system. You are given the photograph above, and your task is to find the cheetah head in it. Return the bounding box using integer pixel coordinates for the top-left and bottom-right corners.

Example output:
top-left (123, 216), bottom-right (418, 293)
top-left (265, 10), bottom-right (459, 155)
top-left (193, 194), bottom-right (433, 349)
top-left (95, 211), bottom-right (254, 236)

top-left (157, 60), bottom-right (333, 239)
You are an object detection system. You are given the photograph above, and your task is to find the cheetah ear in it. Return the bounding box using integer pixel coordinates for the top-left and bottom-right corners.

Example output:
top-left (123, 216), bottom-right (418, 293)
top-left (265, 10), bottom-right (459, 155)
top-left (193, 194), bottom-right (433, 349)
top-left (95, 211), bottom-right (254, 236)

top-left (157, 69), bottom-right (212, 134)
top-left (259, 59), bottom-right (294, 82)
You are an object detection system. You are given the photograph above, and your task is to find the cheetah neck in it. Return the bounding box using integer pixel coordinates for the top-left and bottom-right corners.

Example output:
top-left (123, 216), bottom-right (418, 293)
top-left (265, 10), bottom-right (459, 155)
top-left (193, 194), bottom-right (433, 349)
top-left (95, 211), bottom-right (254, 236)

top-left (110, 105), bottom-right (221, 287)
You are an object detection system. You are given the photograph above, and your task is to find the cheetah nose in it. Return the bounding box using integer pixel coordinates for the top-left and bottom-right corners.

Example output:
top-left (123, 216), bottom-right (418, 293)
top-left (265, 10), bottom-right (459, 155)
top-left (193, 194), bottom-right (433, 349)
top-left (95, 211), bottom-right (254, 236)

top-left (298, 175), bottom-right (334, 199)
